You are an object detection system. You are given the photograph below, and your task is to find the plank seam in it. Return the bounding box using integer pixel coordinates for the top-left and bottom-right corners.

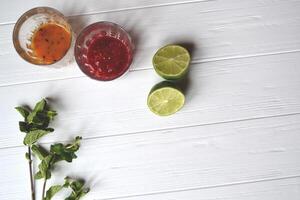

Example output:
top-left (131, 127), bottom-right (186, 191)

top-left (68, 0), bottom-right (215, 18)
top-left (0, 0), bottom-right (214, 26)
top-left (1, 49), bottom-right (300, 88)
top-left (1, 112), bottom-right (300, 151)
top-left (93, 175), bottom-right (300, 200)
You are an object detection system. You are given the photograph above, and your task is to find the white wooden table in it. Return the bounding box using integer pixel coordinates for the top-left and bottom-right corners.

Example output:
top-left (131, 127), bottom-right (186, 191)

top-left (1, 0), bottom-right (300, 199)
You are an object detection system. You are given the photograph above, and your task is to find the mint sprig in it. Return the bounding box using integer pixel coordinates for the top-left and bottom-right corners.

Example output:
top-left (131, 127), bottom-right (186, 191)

top-left (64, 177), bottom-right (90, 200)
top-left (16, 99), bottom-right (89, 200)
top-left (34, 137), bottom-right (82, 181)
top-left (16, 99), bottom-right (56, 142)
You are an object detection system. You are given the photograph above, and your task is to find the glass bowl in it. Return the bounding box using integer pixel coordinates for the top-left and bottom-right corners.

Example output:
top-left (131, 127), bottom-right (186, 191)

top-left (13, 7), bottom-right (74, 67)
top-left (74, 22), bottom-right (134, 81)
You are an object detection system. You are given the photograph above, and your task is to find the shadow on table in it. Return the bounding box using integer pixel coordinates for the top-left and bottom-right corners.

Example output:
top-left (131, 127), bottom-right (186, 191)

top-left (60, 0), bottom-right (89, 35)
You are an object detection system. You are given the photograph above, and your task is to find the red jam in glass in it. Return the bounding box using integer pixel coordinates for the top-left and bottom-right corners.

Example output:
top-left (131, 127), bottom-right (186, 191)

top-left (86, 36), bottom-right (131, 80)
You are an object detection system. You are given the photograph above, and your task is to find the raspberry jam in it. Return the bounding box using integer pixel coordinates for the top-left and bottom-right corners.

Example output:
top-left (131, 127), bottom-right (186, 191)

top-left (75, 22), bottom-right (133, 81)
top-left (86, 36), bottom-right (131, 80)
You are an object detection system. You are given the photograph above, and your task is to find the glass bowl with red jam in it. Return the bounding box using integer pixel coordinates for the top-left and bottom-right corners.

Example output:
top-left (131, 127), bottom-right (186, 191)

top-left (13, 7), bottom-right (73, 67)
top-left (74, 22), bottom-right (134, 81)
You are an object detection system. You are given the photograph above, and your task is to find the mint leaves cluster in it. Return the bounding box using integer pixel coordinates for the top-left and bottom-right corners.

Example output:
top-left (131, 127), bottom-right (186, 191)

top-left (44, 177), bottom-right (89, 200)
top-left (16, 99), bottom-right (89, 200)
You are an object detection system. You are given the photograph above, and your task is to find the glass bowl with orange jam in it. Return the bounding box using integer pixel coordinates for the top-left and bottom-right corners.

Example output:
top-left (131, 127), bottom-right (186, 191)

top-left (13, 7), bottom-right (73, 67)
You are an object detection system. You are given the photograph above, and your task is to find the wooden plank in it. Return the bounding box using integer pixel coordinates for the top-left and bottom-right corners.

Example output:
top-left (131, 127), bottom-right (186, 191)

top-left (1, 114), bottom-right (300, 199)
top-left (0, 0), bottom-right (204, 24)
top-left (105, 177), bottom-right (300, 200)
top-left (0, 51), bottom-right (300, 148)
top-left (1, 0), bottom-right (300, 85)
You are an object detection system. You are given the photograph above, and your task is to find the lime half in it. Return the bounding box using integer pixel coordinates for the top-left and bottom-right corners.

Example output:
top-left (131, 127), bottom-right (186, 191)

top-left (153, 45), bottom-right (190, 80)
top-left (147, 82), bottom-right (185, 116)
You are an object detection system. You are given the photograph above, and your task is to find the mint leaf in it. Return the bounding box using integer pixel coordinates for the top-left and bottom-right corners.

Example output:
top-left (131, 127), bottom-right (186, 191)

top-left (47, 110), bottom-right (57, 120)
top-left (34, 171), bottom-right (43, 180)
top-left (44, 185), bottom-right (64, 200)
top-left (51, 143), bottom-right (77, 162)
top-left (38, 155), bottom-right (53, 179)
top-left (31, 112), bottom-right (52, 128)
top-left (25, 153), bottom-right (30, 160)
top-left (32, 113), bottom-right (48, 126)
top-left (32, 145), bottom-right (49, 160)
top-left (17, 99), bottom-right (56, 139)
top-left (70, 180), bottom-right (84, 192)
top-left (23, 129), bottom-right (52, 146)
top-left (15, 106), bottom-right (30, 119)
top-left (27, 99), bottom-right (46, 123)
top-left (43, 177), bottom-right (72, 200)
top-left (19, 121), bottom-right (29, 133)
top-left (34, 99), bottom-right (47, 112)
top-left (66, 136), bottom-right (82, 152)
top-left (64, 178), bottom-right (89, 200)
top-left (50, 137), bottom-right (82, 163)
top-left (63, 177), bottom-right (71, 187)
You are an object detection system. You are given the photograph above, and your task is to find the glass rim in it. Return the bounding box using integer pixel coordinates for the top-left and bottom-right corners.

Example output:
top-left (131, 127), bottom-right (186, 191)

top-left (75, 21), bottom-right (133, 48)
top-left (12, 6), bottom-right (73, 66)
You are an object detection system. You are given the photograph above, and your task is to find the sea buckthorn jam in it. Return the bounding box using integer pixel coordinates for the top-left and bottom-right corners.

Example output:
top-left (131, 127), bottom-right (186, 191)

top-left (31, 23), bottom-right (71, 64)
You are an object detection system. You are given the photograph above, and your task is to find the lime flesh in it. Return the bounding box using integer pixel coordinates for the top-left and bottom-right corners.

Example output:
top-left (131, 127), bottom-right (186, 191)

top-left (153, 45), bottom-right (190, 80)
top-left (147, 82), bottom-right (185, 116)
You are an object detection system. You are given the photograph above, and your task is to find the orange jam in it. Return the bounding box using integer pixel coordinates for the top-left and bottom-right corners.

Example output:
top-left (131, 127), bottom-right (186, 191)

top-left (31, 23), bottom-right (71, 64)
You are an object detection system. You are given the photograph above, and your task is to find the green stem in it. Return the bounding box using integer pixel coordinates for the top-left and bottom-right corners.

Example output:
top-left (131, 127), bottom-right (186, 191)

top-left (41, 178), bottom-right (47, 200)
top-left (28, 147), bottom-right (35, 200)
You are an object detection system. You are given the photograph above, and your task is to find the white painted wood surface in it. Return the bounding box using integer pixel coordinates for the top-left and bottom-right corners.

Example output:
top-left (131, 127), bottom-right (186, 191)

top-left (1, 114), bottom-right (300, 199)
top-left (0, 0), bottom-right (300, 200)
